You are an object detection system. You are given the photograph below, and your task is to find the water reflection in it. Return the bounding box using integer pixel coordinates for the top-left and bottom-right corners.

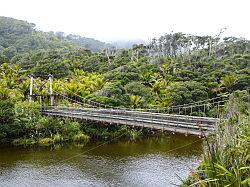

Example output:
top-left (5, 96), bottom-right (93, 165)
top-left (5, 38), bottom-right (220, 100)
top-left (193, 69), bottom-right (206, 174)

top-left (0, 134), bottom-right (203, 187)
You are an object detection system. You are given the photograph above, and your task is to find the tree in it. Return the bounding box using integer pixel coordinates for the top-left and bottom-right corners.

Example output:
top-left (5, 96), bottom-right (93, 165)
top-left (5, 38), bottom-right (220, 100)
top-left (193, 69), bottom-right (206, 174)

top-left (220, 75), bottom-right (237, 92)
top-left (124, 81), bottom-right (151, 98)
top-left (0, 99), bottom-right (15, 140)
top-left (129, 95), bottom-right (141, 109)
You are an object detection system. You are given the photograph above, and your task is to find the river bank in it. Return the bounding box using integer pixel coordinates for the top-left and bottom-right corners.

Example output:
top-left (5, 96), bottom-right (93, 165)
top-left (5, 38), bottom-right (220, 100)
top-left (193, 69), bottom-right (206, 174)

top-left (181, 94), bottom-right (250, 186)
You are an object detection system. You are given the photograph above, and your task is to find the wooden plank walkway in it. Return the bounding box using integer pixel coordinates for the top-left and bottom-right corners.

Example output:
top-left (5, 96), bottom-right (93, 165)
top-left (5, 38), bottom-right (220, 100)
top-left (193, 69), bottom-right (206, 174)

top-left (42, 106), bottom-right (219, 137)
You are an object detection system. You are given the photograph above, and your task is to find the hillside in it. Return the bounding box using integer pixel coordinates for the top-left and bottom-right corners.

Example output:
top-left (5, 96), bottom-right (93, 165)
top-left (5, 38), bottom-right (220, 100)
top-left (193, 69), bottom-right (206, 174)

top-left (0, 30), bottom-right (249, 108)
top-left (110, 39), bottom-right (147, 49)
top-left (0, 23), bottom-right (249, 183)
top-left (0, 16), bottom-right (249, 109)
top-left (0, 16), bottom-right (111, 58)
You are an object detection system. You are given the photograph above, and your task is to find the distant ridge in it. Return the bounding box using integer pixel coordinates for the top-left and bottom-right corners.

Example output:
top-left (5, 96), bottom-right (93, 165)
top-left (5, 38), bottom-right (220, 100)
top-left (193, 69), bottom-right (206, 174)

top-left (0, 16), bottom-right (112, 58)
top-left (110, 39), bottom-right (146, 49)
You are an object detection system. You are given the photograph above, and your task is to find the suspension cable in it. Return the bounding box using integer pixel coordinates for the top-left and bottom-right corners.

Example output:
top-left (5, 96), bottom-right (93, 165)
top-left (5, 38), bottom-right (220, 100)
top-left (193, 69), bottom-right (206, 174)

top-left (59, 85), bottom-right (229, 112)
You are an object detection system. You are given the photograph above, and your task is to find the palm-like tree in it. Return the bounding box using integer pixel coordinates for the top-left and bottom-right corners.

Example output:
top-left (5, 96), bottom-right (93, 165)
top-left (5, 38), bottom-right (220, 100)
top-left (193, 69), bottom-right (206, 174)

top-left (151, 81), bottom-right (161, 96)
top-left (129, 95), bottom-right (141, 109)
top-left (18, 79), bottom-right (30, 98)
top-left (220, 75), bottom-right (237, 92)
top-left (73, 68), bottom-right (86, 79)
top-left (141, 72), bottom-right (153, 86)
top-left (64, 83), bottom-right (79, 97)
top-left (0, 86), bottom-right (10, 100)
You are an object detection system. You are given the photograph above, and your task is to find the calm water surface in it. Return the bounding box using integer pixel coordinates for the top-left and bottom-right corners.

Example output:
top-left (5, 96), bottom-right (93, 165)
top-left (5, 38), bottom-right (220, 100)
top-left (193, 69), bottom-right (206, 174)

top-left (0, 134), bottom-right (203, 187)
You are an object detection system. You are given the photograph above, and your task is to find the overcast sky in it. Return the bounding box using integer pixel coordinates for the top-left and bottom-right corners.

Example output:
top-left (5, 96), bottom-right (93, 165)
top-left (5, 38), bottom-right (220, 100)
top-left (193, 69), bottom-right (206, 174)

top-left (0, 0), bottom-right (249, 42)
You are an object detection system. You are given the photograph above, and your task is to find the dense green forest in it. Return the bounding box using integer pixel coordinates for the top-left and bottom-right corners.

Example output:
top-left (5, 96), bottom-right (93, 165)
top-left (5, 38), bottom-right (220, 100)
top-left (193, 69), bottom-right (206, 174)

top-left (0, 16), bottom-right (249, 185)
top-left (0, 17), bottom-right (249, 141)
top-left (0, 16), bottom-right (112, 59)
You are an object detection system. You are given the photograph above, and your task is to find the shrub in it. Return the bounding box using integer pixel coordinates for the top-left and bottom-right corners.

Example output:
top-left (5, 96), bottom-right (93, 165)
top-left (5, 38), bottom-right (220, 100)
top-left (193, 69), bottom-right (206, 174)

top-left (65, 121), bottom-right (81, 137)
top-left (183, 94), bottom-right (250, 186)
top-left (14, 101), bottom-right (41, 136)
top-left (38, 138), bottom-right (54, 145)
top-left (72, 132), bottom-right (90, 144)
top-left (12, 138), bottom-right (36, 146)
top-left (124, 81), bottom-right (151, 98)
top-left (53, 133), bottom-right (63, 143)
top-left (129, 129), bottom-right (142, 140)
top-left (0, 99), bottom-right (18, 140)
top-left (0, 99), bottom-right (15, 125)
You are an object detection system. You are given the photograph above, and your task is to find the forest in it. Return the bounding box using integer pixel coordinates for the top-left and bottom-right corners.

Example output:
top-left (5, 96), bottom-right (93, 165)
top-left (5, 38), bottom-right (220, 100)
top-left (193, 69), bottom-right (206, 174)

top-left (0, 16), bottom-right (249, 185)
top-left (0, 16), bottom-right (249, 141)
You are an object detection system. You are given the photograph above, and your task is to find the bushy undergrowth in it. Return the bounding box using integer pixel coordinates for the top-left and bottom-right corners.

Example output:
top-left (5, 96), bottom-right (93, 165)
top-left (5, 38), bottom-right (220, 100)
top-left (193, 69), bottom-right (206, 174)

top-left (0, 100), bottom-right (143, 146)
top-left (38, 138), bottom-right (54, 146)
top-left (182, 93), bottom-right (250, 186)
top-left (72, 132), bottom-right (90, 144)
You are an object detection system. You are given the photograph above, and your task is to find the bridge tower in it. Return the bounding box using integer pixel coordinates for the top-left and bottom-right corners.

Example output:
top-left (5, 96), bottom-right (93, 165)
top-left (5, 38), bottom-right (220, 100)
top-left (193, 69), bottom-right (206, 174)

top-left (48, 74), bottom-right (54, 106)
top-left (28, 74), bottom-right (34, 102)
top-left (29, 74), bottom-right (54, 106)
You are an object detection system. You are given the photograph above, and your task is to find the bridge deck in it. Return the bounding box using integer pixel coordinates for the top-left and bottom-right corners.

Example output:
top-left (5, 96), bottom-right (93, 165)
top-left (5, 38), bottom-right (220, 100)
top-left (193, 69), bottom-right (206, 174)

top-left (42, 106), bottom-right (219, 136)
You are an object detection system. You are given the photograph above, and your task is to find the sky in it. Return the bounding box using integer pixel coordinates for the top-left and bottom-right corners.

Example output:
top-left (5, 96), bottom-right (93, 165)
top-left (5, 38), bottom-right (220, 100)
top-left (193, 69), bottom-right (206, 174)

top-left (0, 0), bottom-right (249, 42)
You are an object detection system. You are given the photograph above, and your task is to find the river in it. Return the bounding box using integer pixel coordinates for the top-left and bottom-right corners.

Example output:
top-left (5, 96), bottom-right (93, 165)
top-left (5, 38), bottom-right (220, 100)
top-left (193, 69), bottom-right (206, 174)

top-left (0, 134), bottom-right (203, 187)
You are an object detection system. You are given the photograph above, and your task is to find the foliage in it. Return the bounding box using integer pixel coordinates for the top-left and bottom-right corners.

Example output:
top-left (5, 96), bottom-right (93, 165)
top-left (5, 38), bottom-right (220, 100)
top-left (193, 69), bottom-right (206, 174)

top-left (0, 99), bottom-right (15, 124)
top-left (12, 138), bottom-right (36, 146)
top-left (38, 137), bottom-right (54, 145)
top-left (129, 95), bottom-right (141, 109)
top-left (125, 81), bottom-right (151, 98)
top-left (53, 133), bottom-right (63, 143)
top-left (0, 99), bottom-right (15, 140)
top-left (72, 132), bottom-right (90, 144)
top-left (182, 93), bottom-right (250, 186)
top-left (15, 101), bottom-right (41, 130)
top-left (0, 16), bottom-right (249, 151)
top-left (0, 16), bottom-right (111, 58)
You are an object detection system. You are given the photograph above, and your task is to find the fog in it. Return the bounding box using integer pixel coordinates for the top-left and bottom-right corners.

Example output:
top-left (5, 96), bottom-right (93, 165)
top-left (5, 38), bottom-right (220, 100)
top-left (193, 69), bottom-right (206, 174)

top-left (0, 0), bottom-right (249, 42)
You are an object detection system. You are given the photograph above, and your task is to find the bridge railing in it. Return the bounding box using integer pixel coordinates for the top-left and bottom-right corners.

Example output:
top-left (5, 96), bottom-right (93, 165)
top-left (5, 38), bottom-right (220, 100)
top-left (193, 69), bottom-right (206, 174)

top-left (44, 90), bottom-right (229, 119)
top-left (42, 106), bottom-right (217, 136)
top-left (43, 105), bottom-right (219, 121)
top-left (43, 106), bottom-right (219, 129)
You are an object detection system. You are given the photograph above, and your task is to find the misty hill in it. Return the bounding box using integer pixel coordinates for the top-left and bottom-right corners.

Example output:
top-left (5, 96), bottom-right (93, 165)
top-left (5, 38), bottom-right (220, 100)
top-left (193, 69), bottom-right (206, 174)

top-left (66, 34), bottom-right (113, 52)
top-left (0, 16), bottom-right (111, 58)
top-left (110, 39), bottom-right (147, 49)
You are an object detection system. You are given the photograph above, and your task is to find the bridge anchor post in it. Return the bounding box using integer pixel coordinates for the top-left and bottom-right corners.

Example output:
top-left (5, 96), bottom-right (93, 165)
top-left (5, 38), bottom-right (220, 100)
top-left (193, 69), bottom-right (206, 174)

top-left (29, 74), bottom-right (34, 102)
top-left (48, 74), bottom-right (54, 106)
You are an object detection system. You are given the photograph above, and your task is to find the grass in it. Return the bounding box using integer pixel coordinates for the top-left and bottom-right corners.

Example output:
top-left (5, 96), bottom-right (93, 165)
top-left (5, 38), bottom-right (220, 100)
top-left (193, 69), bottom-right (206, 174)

top-left (72, 132), bottom-right (90, 144)
top-left (12, 138), bottom-right (36, 146)
top-left (53, 133), bottom-right (63, 143)
top-left (38, 138), bottom-right (54, 145)
top-left (181, 93), bottom-right (250, 186)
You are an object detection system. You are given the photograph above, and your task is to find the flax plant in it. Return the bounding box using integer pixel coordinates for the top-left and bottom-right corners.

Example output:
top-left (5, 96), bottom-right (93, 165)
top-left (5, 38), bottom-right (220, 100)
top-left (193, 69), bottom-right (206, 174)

top-left (182, 92), bottom-right (250, 186)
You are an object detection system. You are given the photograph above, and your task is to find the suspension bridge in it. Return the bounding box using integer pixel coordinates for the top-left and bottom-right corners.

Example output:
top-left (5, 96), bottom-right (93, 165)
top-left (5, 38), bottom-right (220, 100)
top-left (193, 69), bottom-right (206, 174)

top-left (30, 74), bottom-right (228, 137)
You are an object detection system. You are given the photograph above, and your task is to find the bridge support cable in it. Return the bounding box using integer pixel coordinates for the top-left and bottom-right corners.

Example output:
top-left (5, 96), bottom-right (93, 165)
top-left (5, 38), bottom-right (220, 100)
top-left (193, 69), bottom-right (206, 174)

top-left (52, 91), bottom-right (97, 109)
top-left (40, 85), bottom-right (248, 137)
top-left (42, 106), bottom-right (219, 136)
top-left (58, 82), bottom-right (230, 114)
top-left (204, 104), bottom-right (206, 117)
top-left (56, 83), bottom-right (229, 114)
top-left (37, 75), bottom-right (234, 133)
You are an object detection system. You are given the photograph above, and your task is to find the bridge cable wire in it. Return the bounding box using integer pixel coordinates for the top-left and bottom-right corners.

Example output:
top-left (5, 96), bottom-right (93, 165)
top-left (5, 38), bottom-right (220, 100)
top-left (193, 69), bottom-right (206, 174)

top-left (58, 86), bottom-right (126, 110)
top-left (49, 90), bottom-right (228, 122)
top-left (49, 91), bottom-right (228, 116)
top-left (57, 131), bottom-right (127, 163)
top-left (52, 91), bottom-right (98, 108)
top-left (57, 133), bottom-right (202, 163)
top-left (57, 84), bottom-right (230, 112)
